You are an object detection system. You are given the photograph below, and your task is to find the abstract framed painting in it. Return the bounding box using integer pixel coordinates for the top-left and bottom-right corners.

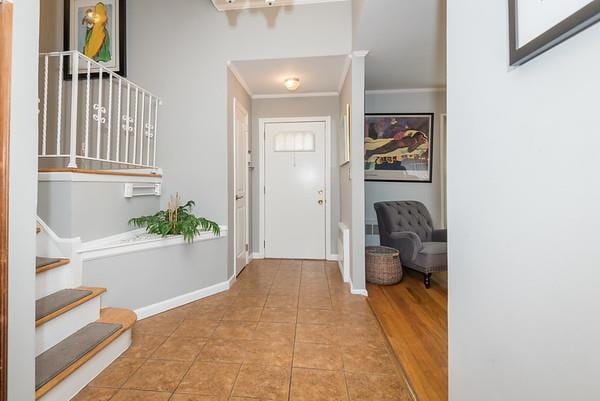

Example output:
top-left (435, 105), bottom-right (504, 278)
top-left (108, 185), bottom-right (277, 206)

top-left (509, 0), bottom-right (600, 66)
top-left (364, 113), bottom-right (434, 183)
top-left (64, 0), bottom-right (127, 78)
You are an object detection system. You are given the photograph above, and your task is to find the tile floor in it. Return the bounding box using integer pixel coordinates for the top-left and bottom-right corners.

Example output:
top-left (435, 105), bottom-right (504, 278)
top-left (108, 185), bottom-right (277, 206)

top-left (74, 259), bottom-right (415, 401)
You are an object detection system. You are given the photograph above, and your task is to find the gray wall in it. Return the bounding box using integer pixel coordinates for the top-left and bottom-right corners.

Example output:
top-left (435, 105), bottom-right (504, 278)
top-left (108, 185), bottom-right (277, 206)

top-left (251, 96), bottom-right (341, 255)
top-left (365, 90), bottom-right (446, 232)
top-left (9, 1), bottom-right (40, 400)
top-left (227, 70), bottom-right (252, 277)
top-left (83, 237), bottom-right (228, 311)
top-left (38, 181), bottom-right (161, 242)
top-left (339, 66), bottom-right (352, 231)
top-left (448, 2), bottom-right (600, 401)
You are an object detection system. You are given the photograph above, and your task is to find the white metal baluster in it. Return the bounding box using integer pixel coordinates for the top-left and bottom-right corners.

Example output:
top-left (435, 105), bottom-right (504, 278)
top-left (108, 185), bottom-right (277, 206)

top-left (95, 70), bottom-right (103, 158)
top-left (139, 92), bottom-right (145, 165)
top-left (124, 83), bottom-right (131, 163)
top-left (106, 74), bottom-right (113, 160)
top-left (56, 55), bottom-right (64, 154)
top-left (84, 60), bottom-right (91, 157)
top-left (41, 55), bottom-right (49, 155)
top-left (153, 98), bottom-right (159, 168)
top-left (116, 79), bottom-right (122, 162)
top-left (146, 97), bottom-right (152, 165)
top-left (132, 88), bottom-right (139, 165)
top-left (68, 53), bottom-right (79, 168)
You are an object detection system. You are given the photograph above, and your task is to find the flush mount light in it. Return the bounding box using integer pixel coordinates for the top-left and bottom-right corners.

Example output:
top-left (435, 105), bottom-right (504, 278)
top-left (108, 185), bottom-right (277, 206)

top-left (284, 77), bottom-right (300, 91)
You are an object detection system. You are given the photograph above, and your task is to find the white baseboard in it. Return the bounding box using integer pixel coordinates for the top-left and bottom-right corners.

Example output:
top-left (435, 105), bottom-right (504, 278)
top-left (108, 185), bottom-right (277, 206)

top-left (227, 272), bottom-right (236, 287)
top-left (252, 252), bottom-right (264, 260)
top-left (327, 254), bottom-right (339, 261)
top-left (350, 282), bottom-right (368, 297)
top-left (135, 278), bottom-right (232, 320)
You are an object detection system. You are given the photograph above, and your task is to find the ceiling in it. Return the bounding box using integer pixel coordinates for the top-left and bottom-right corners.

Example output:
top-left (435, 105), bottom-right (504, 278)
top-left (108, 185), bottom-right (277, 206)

top-left (353, 0), bottom-right (447, 90)
top-left (211, 0), bottom-right (348, 11)
top-left (229, 55), bottom-right (350, 97)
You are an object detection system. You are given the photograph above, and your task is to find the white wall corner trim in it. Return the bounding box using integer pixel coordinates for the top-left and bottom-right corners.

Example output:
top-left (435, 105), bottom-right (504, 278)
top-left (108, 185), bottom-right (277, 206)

top-left (327, 254), bottom-right (339, 261)
top-left (337, 55), bottom-right (352, 93)
top-left (352, 50), bottom-right (370, 58)
top-left (350, 282), bottom-right (368, 297)
top-left (134, 278), bottom-right (231, 320)
top-left (227, 61), bottom-right (254, 97)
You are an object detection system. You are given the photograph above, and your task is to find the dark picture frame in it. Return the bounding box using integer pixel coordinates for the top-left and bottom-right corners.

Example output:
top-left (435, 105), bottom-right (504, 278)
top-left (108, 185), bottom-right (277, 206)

top-left (64, 0), bottom-right (127, 79)
top-left (509, 0), bottom-right (600, 66)
top-left (364, 113), bottom-right (434, 183)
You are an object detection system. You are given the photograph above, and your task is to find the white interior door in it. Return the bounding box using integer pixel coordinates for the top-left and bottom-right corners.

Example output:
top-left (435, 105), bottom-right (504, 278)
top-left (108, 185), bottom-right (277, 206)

top-left (265, 121), bottom-right (326, 259)
top-left (234, 100), bottom-right (249, 275)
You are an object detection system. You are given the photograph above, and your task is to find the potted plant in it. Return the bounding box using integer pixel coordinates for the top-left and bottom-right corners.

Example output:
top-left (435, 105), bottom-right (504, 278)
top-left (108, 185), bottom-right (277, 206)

top-left (129, 193), bottom-right (220, 242)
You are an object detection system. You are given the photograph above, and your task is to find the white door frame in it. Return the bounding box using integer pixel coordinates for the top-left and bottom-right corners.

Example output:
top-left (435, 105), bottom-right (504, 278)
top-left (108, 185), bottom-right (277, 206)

top-left (258, 116), bottom-right (333, 261)
top-left (233, 97), bottom-right (250, 275)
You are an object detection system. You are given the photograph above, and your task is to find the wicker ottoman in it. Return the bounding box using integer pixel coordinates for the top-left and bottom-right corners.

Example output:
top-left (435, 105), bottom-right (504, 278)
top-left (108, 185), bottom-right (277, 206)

top-left (366, 246), bottom-right (403, 285)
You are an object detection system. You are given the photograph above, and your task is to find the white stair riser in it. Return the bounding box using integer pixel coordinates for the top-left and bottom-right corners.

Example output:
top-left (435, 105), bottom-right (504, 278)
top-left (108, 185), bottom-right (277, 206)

top-left (38, 329), bottom-right (131, 401)
top-left (36, 263), bottom-right (78, 300)
top-left (36, 297), bottom-right (102, 356)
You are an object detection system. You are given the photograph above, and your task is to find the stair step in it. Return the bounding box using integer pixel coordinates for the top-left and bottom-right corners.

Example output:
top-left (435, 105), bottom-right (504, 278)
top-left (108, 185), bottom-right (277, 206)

top-left (36, 287), bottom-right (106, 327)
top-left (36, 257), bottom-right (70, 274)
top-left (35, 308), bottom-right (137, 399)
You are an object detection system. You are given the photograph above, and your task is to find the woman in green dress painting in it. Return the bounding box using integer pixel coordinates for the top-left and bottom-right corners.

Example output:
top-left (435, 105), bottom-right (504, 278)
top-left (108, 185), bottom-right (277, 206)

top-left (82, 2), bottom-right (111, 62)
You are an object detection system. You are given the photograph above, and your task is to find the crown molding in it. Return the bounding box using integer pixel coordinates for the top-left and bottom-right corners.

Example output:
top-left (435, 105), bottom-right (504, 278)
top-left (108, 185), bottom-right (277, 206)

top-left (212, 0), bottom-right (348, 11)
top-left (227, 61), bottom-right (253, 97)
top-left (337, 55), bottom-right (352, 93)
top-left (352, 50), bottom-right (370, 58)
top-left (252, 91), bottom-right (339, 99)
top-left (365, 87), bottom-right (447, 95)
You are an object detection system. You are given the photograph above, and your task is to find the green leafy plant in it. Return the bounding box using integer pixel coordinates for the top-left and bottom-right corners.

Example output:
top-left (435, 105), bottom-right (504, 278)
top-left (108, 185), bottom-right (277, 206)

top-left (129, 193), bottom-right (220, 242)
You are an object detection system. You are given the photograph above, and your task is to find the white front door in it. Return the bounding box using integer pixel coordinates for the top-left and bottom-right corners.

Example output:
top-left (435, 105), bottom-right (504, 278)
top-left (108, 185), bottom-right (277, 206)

top-left (264, 121), bottom-right (326, 259)
top-left (234, 100), bottom-right (249, 275)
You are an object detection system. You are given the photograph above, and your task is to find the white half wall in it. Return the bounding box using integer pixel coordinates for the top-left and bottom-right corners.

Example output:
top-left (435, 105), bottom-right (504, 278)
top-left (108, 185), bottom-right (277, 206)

top-left (448, 2), bottom-right (600, 401)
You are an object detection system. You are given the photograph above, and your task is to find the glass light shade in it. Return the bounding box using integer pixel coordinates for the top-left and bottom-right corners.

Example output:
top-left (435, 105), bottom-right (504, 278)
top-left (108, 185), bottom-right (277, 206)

top-left (284, 78), bottom-right (300, 91)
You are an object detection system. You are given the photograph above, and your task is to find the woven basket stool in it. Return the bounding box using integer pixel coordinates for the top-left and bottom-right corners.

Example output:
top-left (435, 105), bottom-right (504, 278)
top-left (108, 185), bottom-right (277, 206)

top-left (366, 246), bottom-right (403, 285)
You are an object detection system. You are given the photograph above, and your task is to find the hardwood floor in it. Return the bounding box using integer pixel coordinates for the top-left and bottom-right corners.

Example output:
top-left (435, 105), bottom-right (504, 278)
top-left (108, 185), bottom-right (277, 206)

top-left (367, 269), bottom-right (448, 401)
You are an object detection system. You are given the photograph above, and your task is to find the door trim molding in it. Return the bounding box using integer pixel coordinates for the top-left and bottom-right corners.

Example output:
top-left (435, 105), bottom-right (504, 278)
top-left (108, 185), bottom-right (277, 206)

top-left (0, 2), bottom-right (13, 400)
top-left (258, 116), bottom-right (333, 260)
top-left (233, 97), bottom-right (250, 276)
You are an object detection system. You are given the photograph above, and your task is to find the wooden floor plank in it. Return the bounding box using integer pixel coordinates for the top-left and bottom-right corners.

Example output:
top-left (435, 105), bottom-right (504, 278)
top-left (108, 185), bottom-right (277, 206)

top-left (368, 269), bottom-right (448, 401)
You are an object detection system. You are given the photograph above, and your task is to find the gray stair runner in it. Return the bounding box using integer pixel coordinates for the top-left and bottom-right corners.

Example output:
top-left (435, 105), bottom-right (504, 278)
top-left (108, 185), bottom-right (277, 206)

top-left (35, 322), bottom-right (122, 390)
top-left (36, 257), bottom-right (63, 270)
top-left (36, 289), bottom-right (93, 321)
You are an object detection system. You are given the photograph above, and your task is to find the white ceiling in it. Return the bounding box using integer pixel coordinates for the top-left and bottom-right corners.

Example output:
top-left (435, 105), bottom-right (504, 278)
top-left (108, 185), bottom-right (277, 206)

top-left (211, 0), bottom-right (348, 11)
top-left (230, 55), bottom-right (350, 97)
top-left (353, 0), bottom-right (447, 90)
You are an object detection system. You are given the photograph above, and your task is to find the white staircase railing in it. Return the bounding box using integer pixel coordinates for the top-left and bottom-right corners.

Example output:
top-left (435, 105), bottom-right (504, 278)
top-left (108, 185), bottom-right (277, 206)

top-left (38, 51), bottom-right (161, 169)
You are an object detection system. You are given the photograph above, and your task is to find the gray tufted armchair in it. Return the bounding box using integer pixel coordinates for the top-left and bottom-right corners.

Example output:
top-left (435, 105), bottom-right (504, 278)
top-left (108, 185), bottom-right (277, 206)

top-left (374, 201), bottom-right (447, 288)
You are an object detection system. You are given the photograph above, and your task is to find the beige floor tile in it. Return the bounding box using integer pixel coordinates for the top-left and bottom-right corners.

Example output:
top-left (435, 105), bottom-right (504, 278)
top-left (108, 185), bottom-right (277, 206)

top-left (297, 308), bottom-right (339, 325)
top-left (254, 322), bottom-right (295, 343)
top-left (293, 342), bottom-right (343, 371)
top-left (133, 315), bottom-right (181, 337)
top-left (176, 361), bottom-right (240, 398)
top-left (123, 333), bottom-right (169, 359)
top-left (110, 389), bottom-right (172, 401)
top-left (197, 339), bottom-right (247, 363)
top-left (298, 296), bottom-right (332, 310)
top-left (290, 368), bottom-right (349, 401)
top-left (185, 305), bottom-right (229, 321)
top-left (231, 364), bottom-right (291, 401)
top-left (123, 359), bottom-right (191, 392)
top-left (345, 373), bottom-right (413, 400)
top-left (212, 321), bottom-right (257, 340)
top-left (172, 319), bottom-right (220, 338)
top-left (233, 295), bottom-right (268, 307)
top-left (223, 306), bottom-right (263, 322)
top-left (244, 340), bottom-right (294, 367)
top-left (72, 387), bottom-right (117, 401)
top-left (341, 347), bottom-right (397, 375)
top-left (260, 307), bottom-right (298, 323)
top-left (151, 336), bottom-right (206, 361)
top-left (89, 357), bottom-right (145, 388)
top-left (265, 295), bottom-right (298, 308)
top-left (169, 395), bottom-right (220, 401)
top-left (295, 324), bottom-right (337, 344)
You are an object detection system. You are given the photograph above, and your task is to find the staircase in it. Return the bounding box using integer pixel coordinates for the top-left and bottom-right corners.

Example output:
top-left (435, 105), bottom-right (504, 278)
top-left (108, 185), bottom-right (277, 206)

top-left (34, 254), bottom-right (136, 400)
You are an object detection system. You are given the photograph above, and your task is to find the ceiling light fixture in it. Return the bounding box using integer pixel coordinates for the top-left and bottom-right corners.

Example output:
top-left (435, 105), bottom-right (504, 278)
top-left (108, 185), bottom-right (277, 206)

top-left (265, 0), bottom-right (275, 5)
top-left (284, 77), bottom-right (300, 91)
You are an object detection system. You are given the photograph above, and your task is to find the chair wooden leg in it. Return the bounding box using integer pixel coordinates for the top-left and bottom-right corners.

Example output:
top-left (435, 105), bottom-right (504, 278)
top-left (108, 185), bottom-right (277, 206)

top-left (424, 273), bottom-right (432, 289)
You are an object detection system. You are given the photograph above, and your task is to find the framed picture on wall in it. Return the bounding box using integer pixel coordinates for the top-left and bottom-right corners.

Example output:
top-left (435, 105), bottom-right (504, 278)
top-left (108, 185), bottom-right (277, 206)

top-left (64, 0), bottom-right (127, 78)
top-left (364, 113), bottom-right (434, 183)
top-left (340, 103), bottom-right (351, 166)
top-left (509, 0), bottom-right (600, 66)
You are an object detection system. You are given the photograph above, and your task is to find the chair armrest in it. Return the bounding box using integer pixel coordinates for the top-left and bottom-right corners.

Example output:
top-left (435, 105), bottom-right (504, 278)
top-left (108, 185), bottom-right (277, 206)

top-left (389, 231), bottom-right (423, 262)
top-left (432, 229), bottom-right (447, 242)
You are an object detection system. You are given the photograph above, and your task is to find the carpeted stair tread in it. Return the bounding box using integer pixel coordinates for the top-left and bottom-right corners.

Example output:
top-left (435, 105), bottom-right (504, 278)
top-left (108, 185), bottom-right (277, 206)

top-left (35, 322), bottom-right (122, 390)
top-left (35, 257), bottom-right (70, 273)
top-left (35, 287), bottom-right (106, 326)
